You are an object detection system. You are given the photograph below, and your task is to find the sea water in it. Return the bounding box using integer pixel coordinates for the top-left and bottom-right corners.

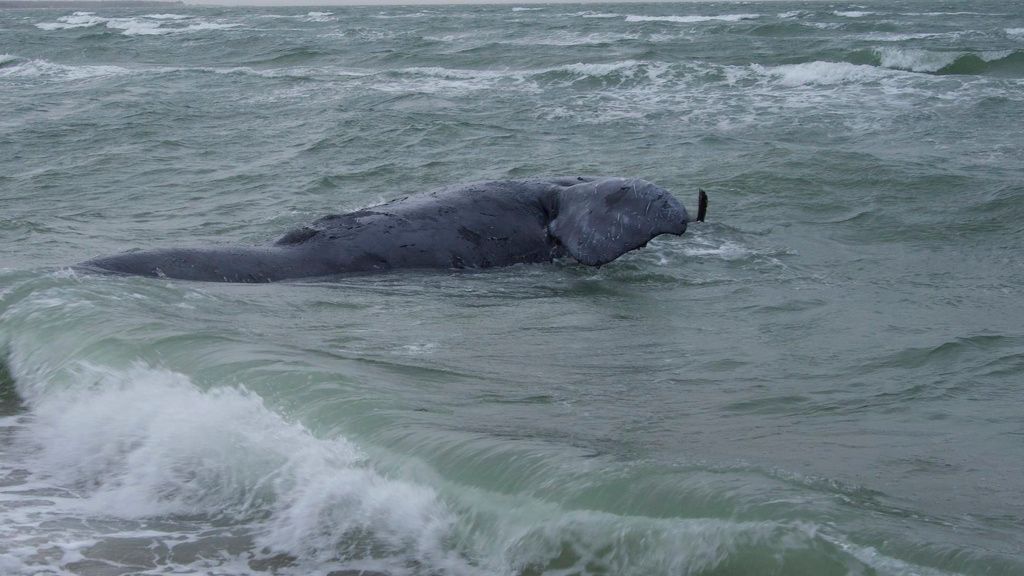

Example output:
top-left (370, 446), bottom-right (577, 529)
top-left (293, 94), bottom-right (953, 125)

top-left (1, 2), bottom-right (1023, 574)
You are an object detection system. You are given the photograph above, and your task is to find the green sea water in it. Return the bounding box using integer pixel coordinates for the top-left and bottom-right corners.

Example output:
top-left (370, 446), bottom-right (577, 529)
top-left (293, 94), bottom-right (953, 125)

top-left (1, 2), bottom-right (1023, 574)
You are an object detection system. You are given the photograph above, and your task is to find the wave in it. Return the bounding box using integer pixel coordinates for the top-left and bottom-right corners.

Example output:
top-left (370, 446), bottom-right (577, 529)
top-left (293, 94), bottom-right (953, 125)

top-left (0, 357), bottom-right (965, 575)
top-left (503, 32), bottom-right (640, 47)
top-left (141, 13), bottom-right (191, 20)
top-left (0, 57), bottom-right (131, 80)
top-left (373, 11), bottom-right (435, 19)
top-left (901, 11), bottom-right (991, 17)
top-left (625, 14), bottom-right (760, 24)
top-left (35, 11), bottom-right (238, 36)
top-left (834, 11), bottom-right (874, 18)
top-left (1007, 28), bottom-right (1024, 37)
top-left (0, 363), bottom-right (464, 575)
top-left (860, 32), bottom-right (954, 42)
top-left (874, 47), bottom-right (961, 73)
top-left (370, 60), bottom-right (675, 95)
top-left (777, 10), bottom-right (810, 19)
top-left (751, 61), bottom-right (887, 87)
top-left (874, 47), bottom-right (1024, 75)
top-left (303, 11), bottom-right (335, 22)
top-left (570, 11), bottom-right (621, 19)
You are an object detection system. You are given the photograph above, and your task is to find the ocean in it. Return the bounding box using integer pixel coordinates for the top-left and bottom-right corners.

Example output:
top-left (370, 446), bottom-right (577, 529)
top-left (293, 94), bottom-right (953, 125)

top-left (1, 1), bottom-right (1023, 574)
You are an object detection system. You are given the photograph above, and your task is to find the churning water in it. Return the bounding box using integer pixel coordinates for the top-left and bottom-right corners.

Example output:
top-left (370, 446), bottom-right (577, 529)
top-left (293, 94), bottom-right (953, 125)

top-left (1, 1), bottom-right (1023, 574)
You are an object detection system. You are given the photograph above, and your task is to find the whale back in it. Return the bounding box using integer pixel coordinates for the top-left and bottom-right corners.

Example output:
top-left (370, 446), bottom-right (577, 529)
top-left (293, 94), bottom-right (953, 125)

top-left (548, 178), bottom-right (688, 266)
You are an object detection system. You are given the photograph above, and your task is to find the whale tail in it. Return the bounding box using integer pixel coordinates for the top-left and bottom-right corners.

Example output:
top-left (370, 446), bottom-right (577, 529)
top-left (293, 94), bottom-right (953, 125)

top-left (695, 189), bottom-right (708, 223)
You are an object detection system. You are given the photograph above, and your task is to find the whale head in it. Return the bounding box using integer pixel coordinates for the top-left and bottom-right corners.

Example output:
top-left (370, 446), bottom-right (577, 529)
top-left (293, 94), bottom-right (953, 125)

top-left (548, 177), bottom-right (689, 266)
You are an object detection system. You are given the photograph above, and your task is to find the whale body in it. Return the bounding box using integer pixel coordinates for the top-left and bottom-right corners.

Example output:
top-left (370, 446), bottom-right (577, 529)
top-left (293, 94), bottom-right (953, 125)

top-left (82, 176), bottom-right (705, 283)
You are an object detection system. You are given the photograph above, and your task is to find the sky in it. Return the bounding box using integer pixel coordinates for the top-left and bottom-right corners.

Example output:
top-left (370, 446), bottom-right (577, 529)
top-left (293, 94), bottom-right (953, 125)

top-left (23, 0), bottom-right (796, 6)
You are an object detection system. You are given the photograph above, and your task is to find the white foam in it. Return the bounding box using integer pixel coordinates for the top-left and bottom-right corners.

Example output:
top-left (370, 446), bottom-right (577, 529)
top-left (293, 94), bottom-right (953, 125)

top-left (834, 11), bottom-right (874, 18)
top-left (875, 47), bottom-right (958, 72)
top-left (1007, 28), bottom-right (1024, 37)
top-left (625, 14), bottom-right (759, 24)
top-left (401, 342), bottom-right (438, 355)
top-left (378, 66), bottom-right (518, 94)
top-left (35, 11), bottom-right (105, 30)
top-left (861, 32), bottom-right (949, 41)
top-left (506, 32), bottom-right (639, 47)
top-left (373, 11), bottom-right (433, 19)
top-left (511, 7), bottom-right (543, 11)
top-left (181, 21), bottom-right (240, 33)
top-left (807, 22), bottom-right (844, 30)
top-left (35, 12), bottom-right (238, 36)
top-left (303, 11), bottom-right (335, 22)
top-left (752, 61), bottom-right (887, 87)
top-left (0, 53), bottom-right (17, 66)
top-left (902, 12), bottom-right (987, 17)
top-left (2, 363), bottom-right (463, 573)
top-left (103, 17), bottom-right (167, 35)
top-left (0, 58), bottom-right (130, 80)
top-left (142, 13), bottom-right (191, 20)
top-left (572, 11), bottom-right (620, 19)
top-left (683, 240), bottom-right (755, 260)
top-left (369, 62), bottom-right (671, 96)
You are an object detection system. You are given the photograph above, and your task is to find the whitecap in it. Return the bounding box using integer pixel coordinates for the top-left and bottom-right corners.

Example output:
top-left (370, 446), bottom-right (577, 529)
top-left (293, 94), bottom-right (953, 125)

top-left (504, 32), bottom-right (639, 47)
top-left (874, 47), bottom-right (959, 72)
top-left (683, 240), bottom-right (755, 260)
top-left (861, 32), bottom-right (950, 41)
top-left (35, 12), bottom-right (239, 36)
top-left (35, 11), bottom-right (105, 30)
top-left (303, 11), bottom-right (335, 22)
top-left (625, 14), bottom-right (760, 24)
top-left (574, 12), bottom-right (620, 19)
top-left (902, 11), bottom-right (987, 17)
top-left (180, 22), bottom-right (240, 33)
top-left (142, 13), bottom-right (191, 20)
top-left (0, 58), bottom-right (130, 80)
top-left (834, 11), bottom-right (874, 18)
top-left (1, 364), bottom-right (463, 573)
top-left (752, 61), bottom-right (888, 87)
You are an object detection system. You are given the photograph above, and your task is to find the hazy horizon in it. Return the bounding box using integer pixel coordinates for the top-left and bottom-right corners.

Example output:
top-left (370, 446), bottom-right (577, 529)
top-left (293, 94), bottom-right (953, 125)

top-left (7, 0), bottom-right (817, 7)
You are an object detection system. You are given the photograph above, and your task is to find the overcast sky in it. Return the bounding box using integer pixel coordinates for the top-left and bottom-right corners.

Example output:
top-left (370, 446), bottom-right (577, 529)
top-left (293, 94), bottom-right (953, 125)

top-left (176, 0), bottom-right (789, 7)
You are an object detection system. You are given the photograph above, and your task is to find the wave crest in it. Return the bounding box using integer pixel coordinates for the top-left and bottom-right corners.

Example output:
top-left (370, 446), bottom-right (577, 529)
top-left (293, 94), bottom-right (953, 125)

top-left (35, 12), bottom-right (238, 36)
top-left (4, 363), bottom-right (461, 573)
top-left (625, 14), bottom-right (759, 24)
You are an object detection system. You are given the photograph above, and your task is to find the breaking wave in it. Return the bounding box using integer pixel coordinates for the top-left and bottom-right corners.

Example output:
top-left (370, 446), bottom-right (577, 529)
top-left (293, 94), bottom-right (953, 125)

top-left (35, 11), bottom-right (238, 36)
top-left (0, 355), bottom-right (965, 576)
top-left (0, 363), bottom-right (466, 575)
top-left (0, 57), bottom-right (132, 80)
top-left (750, 61), bottom-right (887, 87)
top-left (874, 47), bottom-right (1024, 75)
top-left (625, 14), bottom-right (760, 24)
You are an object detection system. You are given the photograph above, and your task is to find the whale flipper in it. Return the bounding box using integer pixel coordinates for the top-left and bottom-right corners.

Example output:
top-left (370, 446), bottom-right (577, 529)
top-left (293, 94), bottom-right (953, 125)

top-left (548, 178), bottom-right (689, 266)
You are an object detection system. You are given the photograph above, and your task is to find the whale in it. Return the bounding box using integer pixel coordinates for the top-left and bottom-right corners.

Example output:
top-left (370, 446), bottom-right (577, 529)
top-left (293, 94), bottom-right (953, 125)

top-left (81, 176), bottom-right (708, 283)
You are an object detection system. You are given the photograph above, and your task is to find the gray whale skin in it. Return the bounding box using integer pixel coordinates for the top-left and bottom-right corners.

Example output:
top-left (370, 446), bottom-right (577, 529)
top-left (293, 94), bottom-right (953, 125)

top-left (82, 176), bottom-right (702, 283)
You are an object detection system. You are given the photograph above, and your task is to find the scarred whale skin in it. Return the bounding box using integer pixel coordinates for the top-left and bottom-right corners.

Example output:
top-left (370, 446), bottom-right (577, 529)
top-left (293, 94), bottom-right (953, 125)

top-left (81, 176), bottom-right (692, 283)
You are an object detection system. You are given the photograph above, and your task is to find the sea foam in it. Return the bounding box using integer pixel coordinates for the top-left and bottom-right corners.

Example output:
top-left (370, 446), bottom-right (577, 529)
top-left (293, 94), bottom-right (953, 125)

top-left (35, 12), bottom-right (238, 36)
top-left (0, 58), bottom-right (130, 80)
top-left (752, 61), bottom-right (887, 87)
top-left (1, 363), bottom-right (463, 574)
top-left (625, 14), bottom-right (760, 23)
